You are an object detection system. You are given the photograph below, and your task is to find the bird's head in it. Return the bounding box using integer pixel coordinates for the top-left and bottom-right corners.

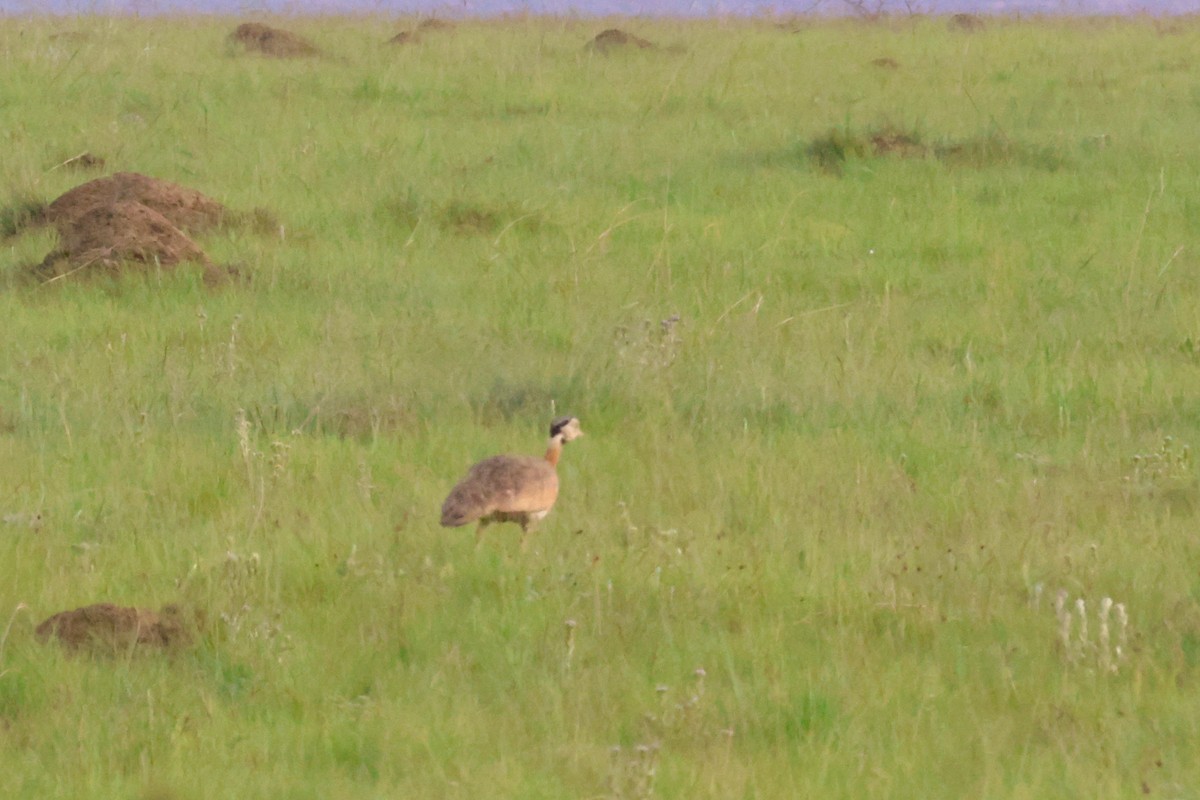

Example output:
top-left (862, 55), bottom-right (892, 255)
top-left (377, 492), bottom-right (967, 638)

top-left (550, 415), bottom-right (584, 443)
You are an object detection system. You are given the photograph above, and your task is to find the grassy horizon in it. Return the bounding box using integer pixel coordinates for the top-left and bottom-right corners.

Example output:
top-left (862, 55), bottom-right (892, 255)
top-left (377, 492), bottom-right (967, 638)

top-left (2, 12), bottom-right (1200, 798)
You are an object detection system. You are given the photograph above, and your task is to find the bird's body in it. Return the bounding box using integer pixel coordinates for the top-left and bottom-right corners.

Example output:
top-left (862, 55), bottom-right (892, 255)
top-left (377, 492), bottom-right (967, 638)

top-left (440, 416), bottom-right (583, 545)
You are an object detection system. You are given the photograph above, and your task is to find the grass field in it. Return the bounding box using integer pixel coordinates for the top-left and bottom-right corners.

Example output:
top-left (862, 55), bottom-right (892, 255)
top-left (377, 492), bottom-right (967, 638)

top-left (2, 11), bottom-right (1200, 798)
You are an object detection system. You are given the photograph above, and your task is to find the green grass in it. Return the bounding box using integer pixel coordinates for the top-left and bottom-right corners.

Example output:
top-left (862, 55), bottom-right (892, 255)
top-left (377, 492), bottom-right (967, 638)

top-left (2, 11), bottom-right (1200, 798)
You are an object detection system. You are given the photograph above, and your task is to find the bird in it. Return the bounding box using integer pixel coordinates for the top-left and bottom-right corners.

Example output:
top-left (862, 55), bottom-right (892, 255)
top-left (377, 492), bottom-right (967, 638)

top-left (440, 415), bottom-right (584, 547)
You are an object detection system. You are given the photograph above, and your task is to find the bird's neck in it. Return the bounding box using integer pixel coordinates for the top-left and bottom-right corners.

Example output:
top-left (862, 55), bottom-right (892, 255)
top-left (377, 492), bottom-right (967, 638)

top-left (544, 435), bottom-right (564, 466)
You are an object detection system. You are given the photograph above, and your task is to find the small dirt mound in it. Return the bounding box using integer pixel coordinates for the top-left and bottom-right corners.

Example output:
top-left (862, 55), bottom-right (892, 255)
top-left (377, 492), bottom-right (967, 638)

top-left (807, 126), bottom-right (928, 173)
top-left (229, 22), bottom-right (322, 58)
top-left (46, 172), bottom-right (227, 236)
top-left (587, 28), bottom-right (654, 53)
top-left (388, 30), bottom-right (420, 45)
top-left (870, 57), bottom-right (900, 70)
top-left (806, 125), bottom-right (1062, 175)
top-left (53, 151), bottom-right (106, 172)
top-left (949, 13), bottom-right (985, 31)
top-left (49, 31), bottom-right (89, 43)
top-left (36, 603), bottom-right (195, 652)
top-left (870, 130), bottom-right (926, 158)
top-left (389, 18), bottom-right (452, 42)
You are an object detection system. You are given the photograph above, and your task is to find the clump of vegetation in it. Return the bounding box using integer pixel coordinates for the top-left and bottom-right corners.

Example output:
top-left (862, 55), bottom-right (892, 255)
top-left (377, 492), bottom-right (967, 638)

top-left (243, 391), bottom-right (415, 440)
top-left (0, 197), bottom-right (45, 239)
top-left (805, 123), bottom-right (930, 173)
top-left (805, 126), bottom-right (874, 173)
top-left (805, 124), bottom-right (1065, 173)
top-left (377, 191), bottom-right (545, 236)
top-left (934, 132), bottom-right (1065, 171)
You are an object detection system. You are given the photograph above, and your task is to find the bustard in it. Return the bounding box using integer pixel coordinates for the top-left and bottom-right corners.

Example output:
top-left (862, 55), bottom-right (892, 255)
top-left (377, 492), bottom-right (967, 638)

top-left (440, 416), bottom-right (584, 546)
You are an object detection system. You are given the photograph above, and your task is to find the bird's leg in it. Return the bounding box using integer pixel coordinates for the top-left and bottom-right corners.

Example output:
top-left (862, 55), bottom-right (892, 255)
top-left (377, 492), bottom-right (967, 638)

top-left (475, 520), bottom-right (488, 549)
top-left (519, 522), bottom-right (534, 553)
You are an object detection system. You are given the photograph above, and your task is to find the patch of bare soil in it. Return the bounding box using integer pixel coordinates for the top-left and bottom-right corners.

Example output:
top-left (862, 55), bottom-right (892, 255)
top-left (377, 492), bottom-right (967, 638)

top-left (229, 22), bottom-right (322, 58)
top-left (587, 28), bottom-right (654, 53)
top-left (870, 57), bottom-right (900, 69)
top-left (949, 13), bottom-right (986, 31)
top-left (36, 603), bottom-right (195, 652)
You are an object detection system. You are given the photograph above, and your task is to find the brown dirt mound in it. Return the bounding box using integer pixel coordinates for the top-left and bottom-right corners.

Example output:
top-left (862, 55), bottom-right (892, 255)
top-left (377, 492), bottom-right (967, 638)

top-left (587, 28), bottom-right (654, 53)
top-left (54, 151), bottom-right (106, 172)
top-left (49, 31), bottom-right (89, 43)
top-left (870, 130), bottom-right (926, 158)
top-left (949, 13), bottom-right (985, 31)
top-left (21, 173), bottom-right (253, 284)
top-left (389, 18), bottom-right (453, 42)
top-left (1155, 19), bottom-right (1187, 36)
top-left (42, 200), bottom-right (207, 271)
top-left (46, 171), bottom-right (227, 236)
top-left (230, 22), bottom-right (322, 58)
top-left (36, 603), bottom-right (195, 652)
top-left (870, 57), bottom-right (900, 69)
